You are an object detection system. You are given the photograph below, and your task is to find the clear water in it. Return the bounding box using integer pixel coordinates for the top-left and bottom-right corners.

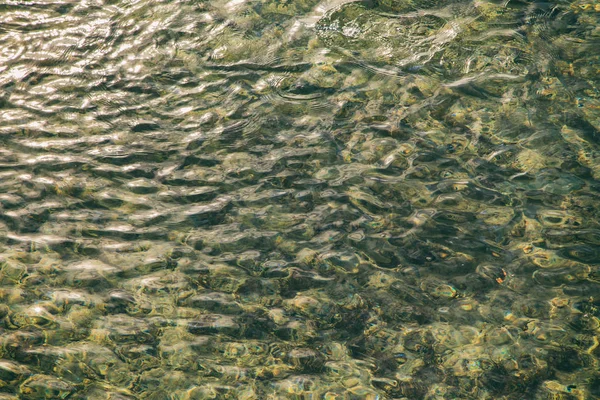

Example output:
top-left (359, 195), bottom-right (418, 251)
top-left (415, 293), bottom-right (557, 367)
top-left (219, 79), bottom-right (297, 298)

top-left (0, 0), bottom-right (599, 398)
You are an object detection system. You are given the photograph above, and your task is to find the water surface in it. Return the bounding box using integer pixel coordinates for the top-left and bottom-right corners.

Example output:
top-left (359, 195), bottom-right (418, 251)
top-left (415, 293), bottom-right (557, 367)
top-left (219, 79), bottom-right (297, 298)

top-left (1, 0), bottom-right (600, 398)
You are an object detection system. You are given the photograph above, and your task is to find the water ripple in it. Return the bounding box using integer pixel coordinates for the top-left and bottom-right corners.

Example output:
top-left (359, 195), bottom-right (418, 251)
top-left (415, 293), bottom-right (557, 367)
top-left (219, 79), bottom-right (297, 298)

top-left (0, 0), bottom-right (599, 398)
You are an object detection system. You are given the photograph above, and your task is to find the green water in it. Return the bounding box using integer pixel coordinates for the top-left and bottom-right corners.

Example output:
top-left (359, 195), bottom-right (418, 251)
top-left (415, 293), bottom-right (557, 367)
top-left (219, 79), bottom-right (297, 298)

top-left (0, 0), bottom-right (599, 398)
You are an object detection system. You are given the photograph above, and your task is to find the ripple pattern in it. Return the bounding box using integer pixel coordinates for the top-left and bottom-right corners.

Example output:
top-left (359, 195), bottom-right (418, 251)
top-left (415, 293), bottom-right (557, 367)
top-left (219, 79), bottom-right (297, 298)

top-left (0, 0), bottom-right (600, 398)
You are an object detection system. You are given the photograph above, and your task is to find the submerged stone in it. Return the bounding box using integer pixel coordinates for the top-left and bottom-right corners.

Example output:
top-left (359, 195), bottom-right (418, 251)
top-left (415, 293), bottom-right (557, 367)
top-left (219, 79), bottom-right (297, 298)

top-left (19, 375), bottom-right (74, 399)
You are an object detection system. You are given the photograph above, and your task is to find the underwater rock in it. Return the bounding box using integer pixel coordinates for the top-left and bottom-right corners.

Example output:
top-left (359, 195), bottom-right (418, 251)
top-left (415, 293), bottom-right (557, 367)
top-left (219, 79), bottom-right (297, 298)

top-left (59, 260), bottom-right (118, 291)
top-left (19, 375), bottom-right (74, 400)
top-left (0, 360), bottom-right (29, 388)
top-left (286, 348), bottom-right (325, 372)
top-left (188, 314), bottom-right (240, 336)
top-left (183, 292), bottom-right (242, 314)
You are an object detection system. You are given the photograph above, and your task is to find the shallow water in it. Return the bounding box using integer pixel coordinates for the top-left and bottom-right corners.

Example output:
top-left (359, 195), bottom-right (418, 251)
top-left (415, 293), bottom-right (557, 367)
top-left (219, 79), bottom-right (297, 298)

top-left (0, 0), bottom-right (599, 398)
